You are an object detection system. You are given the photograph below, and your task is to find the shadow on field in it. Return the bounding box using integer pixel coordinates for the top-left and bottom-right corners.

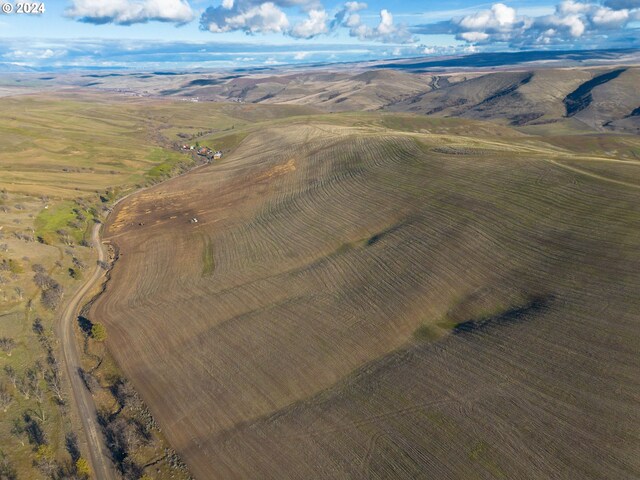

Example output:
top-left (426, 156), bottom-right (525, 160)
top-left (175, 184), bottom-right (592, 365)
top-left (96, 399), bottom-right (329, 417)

top-left (453, 294), bottom-right (553, 334)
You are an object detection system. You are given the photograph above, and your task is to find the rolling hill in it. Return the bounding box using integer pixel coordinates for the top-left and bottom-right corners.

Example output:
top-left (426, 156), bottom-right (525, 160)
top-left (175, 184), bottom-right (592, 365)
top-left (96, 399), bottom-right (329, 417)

top-left (90, 113), bottom-right (640, 479)
top-left (154, 65), bottom-right (640, 132)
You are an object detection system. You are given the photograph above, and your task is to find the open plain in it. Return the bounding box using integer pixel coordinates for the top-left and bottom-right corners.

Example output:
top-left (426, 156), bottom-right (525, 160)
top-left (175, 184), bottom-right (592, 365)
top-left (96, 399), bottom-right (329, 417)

top-left (90, 112), bottom-right (640, 479)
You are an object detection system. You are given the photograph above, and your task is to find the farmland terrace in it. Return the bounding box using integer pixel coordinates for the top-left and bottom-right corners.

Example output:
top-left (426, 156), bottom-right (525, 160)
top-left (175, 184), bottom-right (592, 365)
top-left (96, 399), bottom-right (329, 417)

top-left (90, 114), bottom-right (640, 479)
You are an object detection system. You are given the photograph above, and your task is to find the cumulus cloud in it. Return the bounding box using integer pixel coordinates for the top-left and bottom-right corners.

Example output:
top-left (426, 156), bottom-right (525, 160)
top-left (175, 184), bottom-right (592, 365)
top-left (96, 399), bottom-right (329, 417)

top-left (202, 2), bottom-right (289, 33)
top-left (329, 1), bottom-right (366, 32)
top-left (414, 0), bottom-right (640, 47)
top-left (459, 31), bottom-right (490, 42)
top-left (66, 0), bottom-right (195, 25)
top-left (590, 6), bottom-right (630, 27)
top-left (200, 0), bottom-right (325, 35)
top-left (458, 3), bottom-right (517, 31)
top-left (330, 3), bottom-right (415, 43)
top-left (4, 48), bottom-right (67, 60)
top-left (200, 0), bottom-right (412, 43)
top-left (291, 9), bottom-right (329, 38)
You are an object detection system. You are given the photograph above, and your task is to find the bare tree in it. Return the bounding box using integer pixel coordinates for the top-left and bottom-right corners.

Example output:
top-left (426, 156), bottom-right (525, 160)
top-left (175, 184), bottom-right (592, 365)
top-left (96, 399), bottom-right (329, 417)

top-left (16, 377), bottom-right (31, 400)
top-left (0, 338), bottom-right (16, 357)
top-left (0, 384), bottom-right (13, 412)
top-left (17, 368), bottom-right (39, 400)
top-left (0, 450), bottom-right (17, 480)
top-left (97, 260), bottom-right (110, 270)
top-left (41, 283), bottom-right (64, 310)
top-left (34, 360), bottom-right (44, 379)
top-left (72, 257), bottom-right (87, 270)
top-left (57, 229), bottom-right (73, 246)
top-left (45, 369), bottom-right (64, 404)
top-left (80, 369), bottom-right (97, 393)
top-left (4, 365), bottom-right (17, 388)
top-left (14, 286), bottom-right (23, 300)
top-left (33, 272), bottom-right (55, 290)
top-left (32, 264), bottom-right (46, 274)
top-left (32, 399), bottom-right (47, 423)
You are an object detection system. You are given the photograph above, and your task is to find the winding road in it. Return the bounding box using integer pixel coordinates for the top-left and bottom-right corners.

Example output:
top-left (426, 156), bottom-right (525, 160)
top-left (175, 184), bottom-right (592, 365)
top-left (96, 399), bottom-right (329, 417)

top-left (55, 163), bottom-right (211, 480)
top-left (56, 221), bottom-right (118, 480)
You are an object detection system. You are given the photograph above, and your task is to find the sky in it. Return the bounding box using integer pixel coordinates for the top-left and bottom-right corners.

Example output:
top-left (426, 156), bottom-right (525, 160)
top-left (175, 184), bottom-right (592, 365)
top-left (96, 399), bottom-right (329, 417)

top-left (0, 0), bottom-right (638, 69)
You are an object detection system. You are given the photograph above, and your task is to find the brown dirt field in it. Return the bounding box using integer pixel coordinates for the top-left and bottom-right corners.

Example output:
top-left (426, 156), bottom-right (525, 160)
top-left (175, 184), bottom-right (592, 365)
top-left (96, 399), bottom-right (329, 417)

top-left (91, 118), bottom-right (640, 479)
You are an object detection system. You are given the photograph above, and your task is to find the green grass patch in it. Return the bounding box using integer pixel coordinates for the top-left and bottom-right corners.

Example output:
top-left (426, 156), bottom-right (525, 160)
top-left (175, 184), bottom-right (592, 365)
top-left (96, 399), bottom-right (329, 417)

top-left (34, 202), bottom-right (79, 244)
top-left (335, 242), bottom-right (355, 255)
top-left (8, 259), bottom-right (24, 274)
top-left (199, 130), bottom-right (250, 154)
top-left (144, 148), bottom-right (190, 182)
top-left (412, 324), bottom-right (441, 342)
top-left (435, 317), bottom-right (459, 331)
top-left (34, 200), bottom-right (96, 245)
top-left (202, 237), bottom-right (215, 276)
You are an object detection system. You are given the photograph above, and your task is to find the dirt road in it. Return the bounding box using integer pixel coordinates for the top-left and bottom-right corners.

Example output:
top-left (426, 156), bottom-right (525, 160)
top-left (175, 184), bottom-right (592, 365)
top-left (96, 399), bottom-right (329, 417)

top-left (56, 221), bottom-right (118, 480)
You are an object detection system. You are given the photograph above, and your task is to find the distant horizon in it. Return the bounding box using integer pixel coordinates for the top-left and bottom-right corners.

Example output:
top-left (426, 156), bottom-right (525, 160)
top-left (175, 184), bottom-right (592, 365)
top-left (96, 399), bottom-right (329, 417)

top-left (1, 42), bottom-right (638, 73)
top-left (1, 0), bottom-right (639, 69)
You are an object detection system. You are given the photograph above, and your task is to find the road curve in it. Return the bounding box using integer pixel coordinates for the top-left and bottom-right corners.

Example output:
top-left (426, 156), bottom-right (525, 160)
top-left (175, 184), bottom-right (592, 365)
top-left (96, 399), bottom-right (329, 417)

top-left (55, 162), bottom-right (212, 480)
top-left (55, 221), bottom-right (118, 480)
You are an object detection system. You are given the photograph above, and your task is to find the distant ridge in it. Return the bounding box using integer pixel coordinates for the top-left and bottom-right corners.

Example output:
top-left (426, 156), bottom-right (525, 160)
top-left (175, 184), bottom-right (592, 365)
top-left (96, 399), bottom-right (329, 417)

top-left (377, 48), bottom-right (640, 70)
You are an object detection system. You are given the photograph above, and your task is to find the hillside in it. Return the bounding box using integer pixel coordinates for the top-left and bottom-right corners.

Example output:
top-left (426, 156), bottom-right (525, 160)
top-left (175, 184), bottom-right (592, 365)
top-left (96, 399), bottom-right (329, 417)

top-left (90, 114), bottom-right (640, 479)
top-left (17, 53), bottom-right (640, 133)
top-left (146, 66), bottom-right (640, 132)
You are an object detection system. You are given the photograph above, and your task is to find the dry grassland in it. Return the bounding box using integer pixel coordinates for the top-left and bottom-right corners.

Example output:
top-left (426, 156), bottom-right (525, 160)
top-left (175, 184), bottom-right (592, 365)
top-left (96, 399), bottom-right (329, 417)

top-left (91, 114), bottom-right (640, 479)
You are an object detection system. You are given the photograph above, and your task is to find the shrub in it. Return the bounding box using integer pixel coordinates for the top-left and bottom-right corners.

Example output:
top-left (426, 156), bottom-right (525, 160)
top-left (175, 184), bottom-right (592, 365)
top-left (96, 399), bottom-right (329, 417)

top-left (91, 323), bottom-right (107, 342)
top-left (76, 457), bottom-right (91, 478)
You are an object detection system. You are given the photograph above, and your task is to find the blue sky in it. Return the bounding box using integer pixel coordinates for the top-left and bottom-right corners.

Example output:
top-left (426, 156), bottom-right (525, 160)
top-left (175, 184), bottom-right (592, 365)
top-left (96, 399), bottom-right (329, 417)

top-left (0, 0), bottom-right (638, 69)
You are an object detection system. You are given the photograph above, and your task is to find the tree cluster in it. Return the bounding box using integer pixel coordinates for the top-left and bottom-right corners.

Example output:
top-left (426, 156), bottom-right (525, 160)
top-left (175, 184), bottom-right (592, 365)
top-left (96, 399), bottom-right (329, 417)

top-left (32, 271), bottom-right (64, 311)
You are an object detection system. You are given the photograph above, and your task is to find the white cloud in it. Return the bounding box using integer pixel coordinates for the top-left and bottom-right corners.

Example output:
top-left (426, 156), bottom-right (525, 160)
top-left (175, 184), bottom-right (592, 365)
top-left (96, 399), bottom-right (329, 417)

top-left (459, 3), bottom-right (517, 31)
top-left (199, 0), bottom-right (412, 43)
top-left (66, 0), bottom-right (194, 25)
top-left (203, 0), bottom-right (319, 35)
top-left (422, 0), bottom-right (640, 46)
top-left (329, 1), bottom-right (366, 30)
top-left (460, 31), bottom-right (490, 42)
top-left (293, 51), bottom-right (310, 59)
top-left (348, 8), bottom-right (416, 43)
top-left (4, 48), bottom-right (67, 60)
top-left (557, 0), bottom-right (592, 14)
top-left (537, 12), bottom-right (585, 37)
top-left (291, 9), bottom-right (329, 38)
top-left (204, 2), bottom-right (289, 33)
top-left (591, 6), bottom-right (629, 27)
